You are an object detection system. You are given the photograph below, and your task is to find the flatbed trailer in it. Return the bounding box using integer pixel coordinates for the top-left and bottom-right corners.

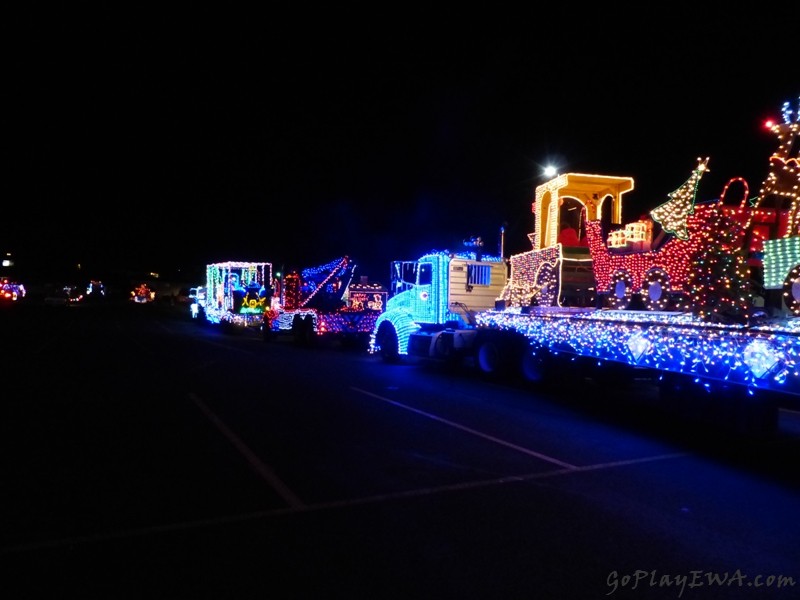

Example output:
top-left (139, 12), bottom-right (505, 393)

top-left (476, 306), bottom-right (800, 397)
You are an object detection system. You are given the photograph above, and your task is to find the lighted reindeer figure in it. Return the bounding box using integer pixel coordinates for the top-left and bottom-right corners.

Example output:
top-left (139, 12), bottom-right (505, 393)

top-left (758, 98), bottom-right (800, 234)
top-left (754, 97), bottom-right (800, 314)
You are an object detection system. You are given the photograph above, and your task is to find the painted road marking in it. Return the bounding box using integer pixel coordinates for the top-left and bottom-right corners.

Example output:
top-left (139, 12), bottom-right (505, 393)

top-left (351, 386), bottom-right (579, 470)
top-left (0, 451), bottom-right (686, 554)
top-left (189, 392), bottom-right (304, 509)
top-left (2, 387), bottom-right (693, 554)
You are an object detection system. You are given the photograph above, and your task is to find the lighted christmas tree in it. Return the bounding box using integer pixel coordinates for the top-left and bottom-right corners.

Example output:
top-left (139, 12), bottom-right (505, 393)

top-left (650, 157), bottom-right (710, 240)
top-left (687, 178), bottom-right (756, 324)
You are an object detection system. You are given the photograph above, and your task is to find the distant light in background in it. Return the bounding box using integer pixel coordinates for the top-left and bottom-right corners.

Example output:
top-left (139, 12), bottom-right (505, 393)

top-left (544, 165), bottom-right (557, 178)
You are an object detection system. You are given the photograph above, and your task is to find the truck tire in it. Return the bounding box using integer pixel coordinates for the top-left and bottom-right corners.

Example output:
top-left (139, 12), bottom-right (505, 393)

top-left (520, 349), bottom-right (552, 384)
top-left (475, 331), bottom-right (529, 379)
top-left (474, 332), bottom-right (519, 378)
top-left (292, 315), bottom-right (316, 346)
top-left (476, 338), bottom-right (503, 376)
top-left (376, 322), bottom-right (400, 363)
top-left (303, 317), bottom-right (317, 346)
top-left (291, 316), bottom-right (304, 344)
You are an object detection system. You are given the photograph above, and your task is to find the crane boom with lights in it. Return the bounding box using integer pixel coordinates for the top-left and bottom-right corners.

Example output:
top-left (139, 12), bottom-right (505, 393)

top-left (262, 255), bottom-right (387, 348)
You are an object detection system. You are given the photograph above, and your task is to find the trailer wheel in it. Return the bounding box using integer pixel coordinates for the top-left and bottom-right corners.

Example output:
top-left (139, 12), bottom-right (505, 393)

top-left (520, 349), bottom-right (551, 384)
top-left (476, 333), bottom-right (521, 379)
top-left (782, 265), bottom-right (800, 315)
top-left (476, 339), bottom-right (504, 376)
top-left (291, 317), bottom-right (304, 344)
top-left (607, 271), bottom-right (633, 310)
top-left (642, 269), bottom-right (671, 311)
top-left (304, 317), bottom-right (317, 346)
top-left (375, 322), bottom-right (400, 363)
top-left (292, 315), bottom-right (316, 346)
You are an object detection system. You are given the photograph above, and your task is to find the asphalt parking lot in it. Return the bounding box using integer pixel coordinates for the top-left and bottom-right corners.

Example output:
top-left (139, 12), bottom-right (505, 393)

top-left (3, 300), bottom-right (800, 599)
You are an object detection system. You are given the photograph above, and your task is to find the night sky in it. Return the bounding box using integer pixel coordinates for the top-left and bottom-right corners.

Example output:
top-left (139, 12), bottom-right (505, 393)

top-left (4, 6), bottom-right (798, 285)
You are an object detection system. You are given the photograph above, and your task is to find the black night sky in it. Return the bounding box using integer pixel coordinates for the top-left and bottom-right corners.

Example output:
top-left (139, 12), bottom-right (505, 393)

top-left (3, 6), bottom-right (798, 286)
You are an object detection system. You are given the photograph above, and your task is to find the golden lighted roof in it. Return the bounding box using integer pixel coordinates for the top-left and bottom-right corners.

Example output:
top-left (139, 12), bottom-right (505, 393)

top-left (536, 173), bottom-right (635, 199)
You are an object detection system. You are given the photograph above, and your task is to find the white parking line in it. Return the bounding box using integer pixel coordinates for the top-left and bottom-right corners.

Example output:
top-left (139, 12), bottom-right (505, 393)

top-left (3, 387), bottom-right (689, 555)
top-left (0, 449), bottom-right (688, 555)
top-left (188, 392), bottom-right (305, 509)
top-left (351, 386), bottom-right (579, 470)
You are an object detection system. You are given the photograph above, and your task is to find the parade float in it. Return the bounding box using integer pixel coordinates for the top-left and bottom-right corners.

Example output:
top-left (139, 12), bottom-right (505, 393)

top-left (262, 255), bottom-right (387, 347)
top-left (371, 98), bottom-right (800, 434)
top-left (194, 261), bottom-right (273, 328)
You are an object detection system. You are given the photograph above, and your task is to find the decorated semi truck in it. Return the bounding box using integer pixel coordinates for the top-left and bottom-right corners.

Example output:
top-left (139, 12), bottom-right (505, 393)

top-left (370, 241), bottom-right (510, 365)
top-left (370, 98), bottom-right (800, 433)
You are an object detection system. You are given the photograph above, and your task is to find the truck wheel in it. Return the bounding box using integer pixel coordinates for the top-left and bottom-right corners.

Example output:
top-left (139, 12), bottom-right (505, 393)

top-left (520, 349), bottom-right (551, 384)
top-left (476, 339), bottom-right (502, 376)
top-left (476, 335), bottom-right (519, 379)
top-left (302, 317), bottom-right (317, 346)
top-left (292, 316), bottom-right (315, 346)
top-left (376, 322), bottom-right (400, 363)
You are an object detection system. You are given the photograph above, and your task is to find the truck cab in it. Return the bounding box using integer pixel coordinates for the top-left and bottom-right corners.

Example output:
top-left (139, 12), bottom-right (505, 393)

top-left (371, 250), bottom-right (508, 361)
